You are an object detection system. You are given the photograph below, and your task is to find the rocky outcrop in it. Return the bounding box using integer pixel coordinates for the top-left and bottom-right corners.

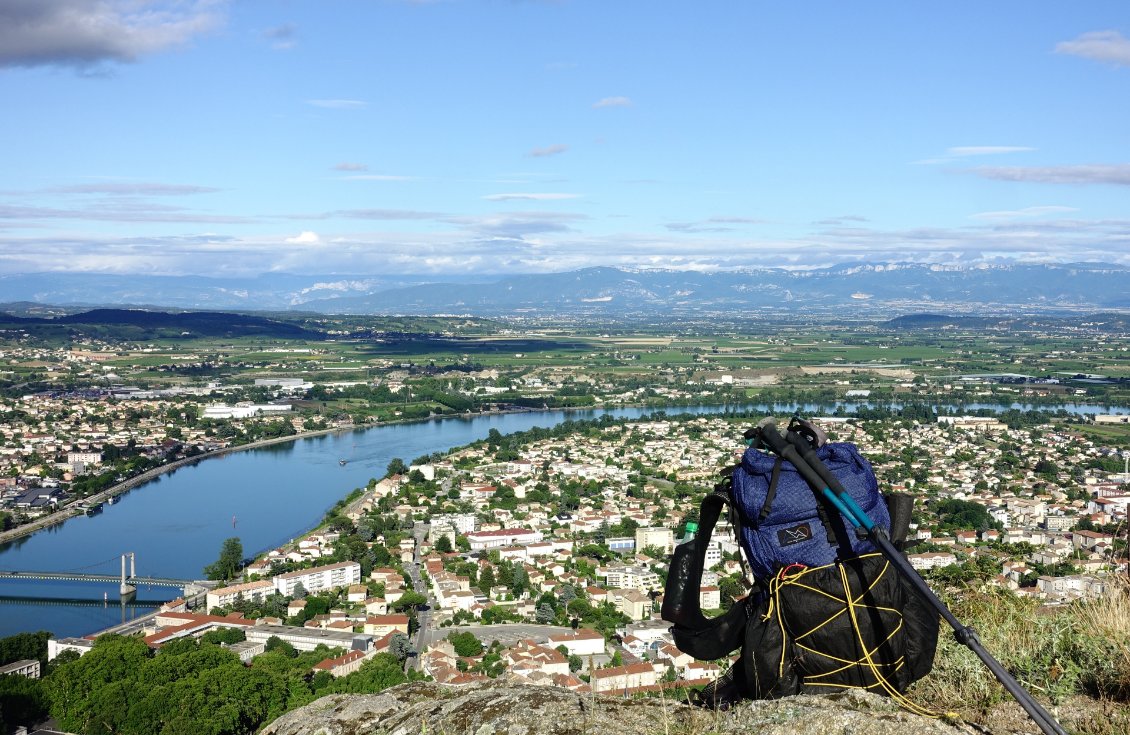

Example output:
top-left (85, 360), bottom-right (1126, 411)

top-left (262, 681), bottom-right (981, 735)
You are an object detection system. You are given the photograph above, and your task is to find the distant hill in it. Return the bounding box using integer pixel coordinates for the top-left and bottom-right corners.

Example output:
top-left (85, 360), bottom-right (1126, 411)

top-left (300, 262), bottom-right (1130, 316)
top-left (884, 311), bottom-right (1130, 332)
top-left (883, 314), bottom-right (1012, 329)
top-left (0, 309), bottom-right (322, 340)
top-left (1, 262), bottom-right (1128, 317)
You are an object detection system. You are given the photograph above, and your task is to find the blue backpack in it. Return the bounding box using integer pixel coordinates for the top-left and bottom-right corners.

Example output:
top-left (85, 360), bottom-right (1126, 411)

top-left (662, 421), bottom-right (937, 705)
top-left (732, 440), bottom-right (889, 580)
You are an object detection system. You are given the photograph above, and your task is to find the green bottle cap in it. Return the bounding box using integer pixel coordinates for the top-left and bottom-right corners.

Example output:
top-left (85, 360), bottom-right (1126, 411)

top-left (685, 521), bottom-right (699, 535)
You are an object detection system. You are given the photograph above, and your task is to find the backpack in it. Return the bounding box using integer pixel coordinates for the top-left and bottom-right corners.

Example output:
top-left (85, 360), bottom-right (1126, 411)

top-left (662, 422), bottom-right (939, 706)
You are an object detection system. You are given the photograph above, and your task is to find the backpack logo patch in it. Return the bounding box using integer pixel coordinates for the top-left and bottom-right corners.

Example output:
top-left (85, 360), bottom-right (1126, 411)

top-left (777, 523), bottom-right (813, 547)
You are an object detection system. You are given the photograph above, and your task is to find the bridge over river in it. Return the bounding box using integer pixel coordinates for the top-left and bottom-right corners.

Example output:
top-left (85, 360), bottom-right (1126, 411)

top-left (0, 552), bottom-right (212, 598)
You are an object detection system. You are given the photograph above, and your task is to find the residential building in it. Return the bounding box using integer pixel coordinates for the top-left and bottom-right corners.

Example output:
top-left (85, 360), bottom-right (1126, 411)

top-left (47, 637), bottom-right (94, 661)
top-left (273, 561), bottom-right (362, 596)
top-left (363, 614), bottom-right (410, 636)
top-left (205, 580), bottom-right (275, 611)
top-left (244, 624), bottom-right (371, 653)
top-left (598, 564), bottom-right (660, 592)
top-left (464, 527), bottom-right (543, 551)
top-left (0, 659), bottom-right (40, 679)
top-left (545, 629), bottom-right (606, 657)
top-left (908, 552), bottom-right (958, 570)
top-left (635, 527), bottom-right (674, 555)
top-left (590, 661), bottom-right (663, 693)
top-left (609, 589), bottom-right (651, 621)
top-left (312, 650), bottom-right (368, 677)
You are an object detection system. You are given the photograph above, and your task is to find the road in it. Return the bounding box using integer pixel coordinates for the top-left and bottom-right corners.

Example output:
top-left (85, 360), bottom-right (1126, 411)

top-left (405, 521), bottom-right (431, 671)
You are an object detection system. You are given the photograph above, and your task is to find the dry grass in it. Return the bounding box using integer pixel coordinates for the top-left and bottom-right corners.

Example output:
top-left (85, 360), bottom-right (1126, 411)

top-left (1073, 576), bottom-right (1130, 700)
top-left (908, 580), bottom-right (1130, 732)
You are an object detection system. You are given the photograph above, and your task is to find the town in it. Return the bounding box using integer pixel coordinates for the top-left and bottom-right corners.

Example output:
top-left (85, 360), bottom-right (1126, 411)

top-left (33, 407), bottom-right (1130, 696)
top-left (1, 316), bottom-right (1129, 727)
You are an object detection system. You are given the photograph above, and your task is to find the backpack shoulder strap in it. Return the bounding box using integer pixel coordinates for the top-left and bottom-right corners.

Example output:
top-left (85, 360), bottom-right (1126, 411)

top-left (662, 481), bottom-right (752, 661)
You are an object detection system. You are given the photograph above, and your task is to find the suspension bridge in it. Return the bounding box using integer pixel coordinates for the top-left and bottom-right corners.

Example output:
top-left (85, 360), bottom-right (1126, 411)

top-left (0, 552), bottom-right (212, 598)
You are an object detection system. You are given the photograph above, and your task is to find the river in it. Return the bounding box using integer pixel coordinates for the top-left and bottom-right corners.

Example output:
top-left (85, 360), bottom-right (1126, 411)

top-left (0, 400), bottom-right (1124, 638)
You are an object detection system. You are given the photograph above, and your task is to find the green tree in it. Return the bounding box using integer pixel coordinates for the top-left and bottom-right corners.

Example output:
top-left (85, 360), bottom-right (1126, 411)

top-left (204, 537), bottom-right (244, 581)
top-left (434, 535), bottom-right (453, 554)
top-left (0, 673), bottom-right (49, 731)
top-left (447, 632), bottom-right (483, 657)
top-left (386, 458), bottom-right (408, 477)
top-left (264, 636), bottom-right (298, 658)
top-left (200, 627), bottom-right (246, 646)
top-left (389, 633), bottom-right (413, 662)
top-left (330, 653), bottom-right (409, 693)
top-left (391, 590), bottom-right (427, 613)
top-left (0, 631), bottom-right (51, 666)
top-left (535, 603), bottom-right (556, 624)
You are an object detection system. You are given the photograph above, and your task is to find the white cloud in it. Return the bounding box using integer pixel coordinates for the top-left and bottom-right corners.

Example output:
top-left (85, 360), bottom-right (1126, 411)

top-left (45, 182), bottom-right (218, 196)
top-left (333, 162), bottom-right (368, 172)
top-left (814, 215), bottom-right (869, 226)
top-left (915, 146), bottom-right (1033, 165)
top-left (0, 202), bottom-right (249, 225)
top-left (593, 96), bottom-right (633, 108)
top-left (285, 231), bottom-right (321, 244)
top-left (6, 214), bottom-right (1130, 277)
top-left (529, 144), bottom-right (569, 158)
top-left (970, 206), bottom-right (1079, 221)
top-left (1056, 30), bottom-right (1130, 67)
top-left (306, 99), bottom-right (367, 109)
top-left (0, 0), bottom-right (225, 70)
top-left (973, 164), bottom-right (1130, 186)
top-left (482, 193), bottom-right (580, 201)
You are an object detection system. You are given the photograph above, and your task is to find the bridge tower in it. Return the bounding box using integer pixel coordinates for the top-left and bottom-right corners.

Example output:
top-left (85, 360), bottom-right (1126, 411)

top-left (119, 552), bottom-right (136, 597)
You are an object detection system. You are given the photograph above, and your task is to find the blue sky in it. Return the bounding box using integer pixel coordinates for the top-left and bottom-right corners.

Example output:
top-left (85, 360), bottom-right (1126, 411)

top-left (1, 1), bottom-right (1128, 277)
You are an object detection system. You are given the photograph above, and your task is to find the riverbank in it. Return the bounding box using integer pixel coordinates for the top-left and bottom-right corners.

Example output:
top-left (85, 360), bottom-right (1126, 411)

top-left (0, 427), bottom-right (347, 547)
top-left (0, 403), bottom-right (593, 548)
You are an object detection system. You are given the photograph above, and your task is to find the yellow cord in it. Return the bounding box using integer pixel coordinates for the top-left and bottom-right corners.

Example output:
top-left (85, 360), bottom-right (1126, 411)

top-left (836, 562), bottom-right (939, 718)
top-left (764, 554), bottom-right (940, 719)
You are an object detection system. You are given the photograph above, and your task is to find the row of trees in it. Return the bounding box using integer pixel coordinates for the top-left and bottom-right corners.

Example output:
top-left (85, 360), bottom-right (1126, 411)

top-left (1, 630), bottom-right (419, 735)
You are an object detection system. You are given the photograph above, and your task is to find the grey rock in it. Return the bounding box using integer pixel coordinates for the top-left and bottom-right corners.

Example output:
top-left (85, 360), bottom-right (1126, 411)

top-left (261, 681), bottom-right (981, 735)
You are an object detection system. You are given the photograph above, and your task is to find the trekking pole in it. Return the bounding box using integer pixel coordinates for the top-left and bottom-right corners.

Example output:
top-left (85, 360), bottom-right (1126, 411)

top-left (752, 418), bottom-right (1068, 735)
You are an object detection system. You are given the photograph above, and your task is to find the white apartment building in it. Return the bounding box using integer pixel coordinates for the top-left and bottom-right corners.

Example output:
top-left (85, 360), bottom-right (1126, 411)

top-left (908, 552), bottom-right (958, 570)
top-left (635, 527), bottom-right (674, 555)
top-left (0, 659), bottom-right (40, 679)
top-left (545, 628), bottom-right (606, 657)
top-left (206, 580), bottom-right (275, 611)
top-left (464, 527), bottom-right (543, 551)
top-left (273, 560), bottom-right (362, 596)
top-left (598, 564), bottom-right (660, 592)
top-left (203, 403), bottom-right (293, 420)
top-left (244, 624), bottom-right (369, 653)
top-left (430, 513), bottom-right (477, 535)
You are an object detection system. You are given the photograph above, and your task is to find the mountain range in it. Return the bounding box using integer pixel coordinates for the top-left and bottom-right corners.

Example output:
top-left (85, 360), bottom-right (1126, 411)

top-left (1, 263), bottom-right (1127, 317)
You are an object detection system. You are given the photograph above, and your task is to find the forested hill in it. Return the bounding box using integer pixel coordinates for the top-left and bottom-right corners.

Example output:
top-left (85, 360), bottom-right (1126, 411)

top-left (0, 309), bottom-right (322, 340)
top-left (884, 312), bottom-right (1130, 331)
